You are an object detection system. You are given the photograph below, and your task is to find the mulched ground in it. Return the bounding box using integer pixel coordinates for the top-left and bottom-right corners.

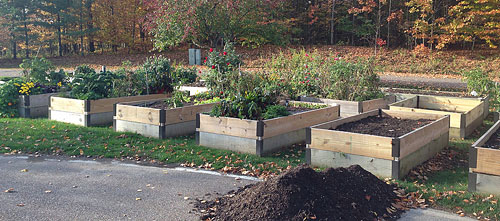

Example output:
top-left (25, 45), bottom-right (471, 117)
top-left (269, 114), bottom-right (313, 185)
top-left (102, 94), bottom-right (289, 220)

top-left (484, 130), bottom-right (500, 149)
top-left (334, 115), bottom-right (433, 137)
top-left (196, 165), bottom-right (404, 221)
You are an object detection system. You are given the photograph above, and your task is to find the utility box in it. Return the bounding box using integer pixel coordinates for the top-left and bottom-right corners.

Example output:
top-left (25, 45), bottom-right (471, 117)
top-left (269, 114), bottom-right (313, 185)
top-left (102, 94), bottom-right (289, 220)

top-left (188, 49), bottom-right (202, 65)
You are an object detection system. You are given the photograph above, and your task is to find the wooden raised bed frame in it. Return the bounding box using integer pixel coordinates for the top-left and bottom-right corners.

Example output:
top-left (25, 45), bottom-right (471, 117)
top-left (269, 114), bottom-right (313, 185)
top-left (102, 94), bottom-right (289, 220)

top-left (196, 101), bottom-right (340, 156)
top-left (18, 92), bottom-right (61, 118)
top-left (469, 119), bottom-right (500, 195)
top-left (298, 95), bottom-right (396, 117)
top-left (49, 94), bottom-right (170, 127)
top-left (307, 109), bottom-right (450, 179)
top-left (389, 95), bottom-right (487, 139)
top-left (114, 99), bottom-right (217, 138)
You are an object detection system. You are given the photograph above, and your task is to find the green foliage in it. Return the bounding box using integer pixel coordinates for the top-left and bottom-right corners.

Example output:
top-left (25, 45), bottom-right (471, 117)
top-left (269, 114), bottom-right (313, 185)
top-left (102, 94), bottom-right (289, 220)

top-left (112, 61), bottom-right (145, 97)
top-left (462, 68), bottom-right (500, 110)
top-left (172, 66), bottom-right (197, 85)
top-left (19, 57), bottom-right (67, 85)
top-left (267, 50), bottom-right (382, 101)
top-left (262, 105), bottom-right (290, 120)
top-left (289, 102), bottom-right (328, 109)
top-left (0, 78), bottom-right (24, 118)
top-left (135, 56), bottom-right (175, 94)
top-left (70, 65), bottom-right (120, 100)
top-left (194, 96), bottom-right (221, 105)
top-left (164, 91), bottom-right (191, 109)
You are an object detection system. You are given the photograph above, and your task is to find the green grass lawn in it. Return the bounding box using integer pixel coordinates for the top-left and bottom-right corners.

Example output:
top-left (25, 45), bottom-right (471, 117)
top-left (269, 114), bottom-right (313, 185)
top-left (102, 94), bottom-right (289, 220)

top-left (0, 117), bottom-right (499, 219)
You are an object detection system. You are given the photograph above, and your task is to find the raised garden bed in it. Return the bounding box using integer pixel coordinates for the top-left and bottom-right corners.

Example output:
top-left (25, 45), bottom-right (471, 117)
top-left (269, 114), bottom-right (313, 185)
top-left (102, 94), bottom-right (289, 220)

top-left (389, 95), bottom-right (487, 139)
top-left (114, 99), bottom-right (218, 138)
top-left (307, 109), bottom-right (450, 179)
top-left (18, 92), bottom-right (62, 118)
top-left (196, 101), bottom-right (340, 156)
top-left (49, 94), bottom-right (170, 127)
top-left (469, 119), bottom-right (500, 195)
top-left (298, 95), bottom-right (396, 117)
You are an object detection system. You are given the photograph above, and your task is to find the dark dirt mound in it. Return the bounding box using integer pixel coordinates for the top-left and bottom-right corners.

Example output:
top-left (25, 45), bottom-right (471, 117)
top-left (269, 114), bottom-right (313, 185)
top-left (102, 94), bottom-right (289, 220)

top-left (484, 129), bottom-right (500, 150)
top-left (334, 115), bottom-right (432, 137)
top-left (196, 165), bottom-right (402, 221)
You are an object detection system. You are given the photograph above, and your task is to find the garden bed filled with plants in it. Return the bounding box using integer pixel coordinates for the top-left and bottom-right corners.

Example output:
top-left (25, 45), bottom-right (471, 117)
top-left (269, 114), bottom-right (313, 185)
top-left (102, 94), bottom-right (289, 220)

top-left (114, 91), bottom-right (220, 138)
top-left (469, 118), bottom-right (500, 195)
top-left (267, 50), bottom-right (395, 117)
top-left (49, 57), bottom-right (197, 127)
top-left (0, 58), bottom-right (69, 118)
top-left (307, 109), bottom-right (450, 179)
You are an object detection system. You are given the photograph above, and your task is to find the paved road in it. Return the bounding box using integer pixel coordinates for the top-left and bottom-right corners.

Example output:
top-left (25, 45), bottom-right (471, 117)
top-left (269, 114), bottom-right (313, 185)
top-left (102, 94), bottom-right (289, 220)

top-left (380, 75), bottom-right (467, 90)
top-left (0, 155), bottom-right (474, 221)
top-left (0, 69), bottom-right (22, 77)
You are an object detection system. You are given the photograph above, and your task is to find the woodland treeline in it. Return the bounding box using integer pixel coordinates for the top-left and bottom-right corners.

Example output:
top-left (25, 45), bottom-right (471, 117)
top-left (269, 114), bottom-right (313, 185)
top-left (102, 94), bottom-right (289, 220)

top-left (1, 0), bottom-right (499, 59)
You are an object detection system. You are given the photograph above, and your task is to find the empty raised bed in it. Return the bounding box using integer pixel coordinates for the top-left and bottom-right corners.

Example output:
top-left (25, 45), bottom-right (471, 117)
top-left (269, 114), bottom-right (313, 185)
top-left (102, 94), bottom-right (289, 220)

top-left (307, 109), bottom-right (450, 179)
top-left (298, 95), bottom-right (396, 117)
top-left (114, 99), bottom-right (217, 138)
top-left (469, 119), bottom-right (500, 195)
top-left (196, 101), bottom-right (340, 156)
top-left (389, 95), bottom-right (486, 139)
top-left (49, 94), bottom-right (170, 126)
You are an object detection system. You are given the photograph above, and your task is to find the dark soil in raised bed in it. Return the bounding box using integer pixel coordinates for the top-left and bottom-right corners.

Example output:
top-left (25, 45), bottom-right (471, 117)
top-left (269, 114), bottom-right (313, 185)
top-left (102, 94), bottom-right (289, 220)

top-left (147, 101), bottom-right (194, 109)
top-left (196, 165), bottom-right (402, 221)
top-left (334, 115), bottom-right (433, 137)
top-left (286, 106), bottom-right (315, 115)
top-left (385, 88), bottom-right (477, 98)
top-left (484, 130), bottom-right (500, 150)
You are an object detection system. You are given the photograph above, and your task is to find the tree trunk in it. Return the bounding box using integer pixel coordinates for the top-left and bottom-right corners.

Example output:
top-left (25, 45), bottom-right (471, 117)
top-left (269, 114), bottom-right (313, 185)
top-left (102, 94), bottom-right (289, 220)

top-left (387, 0), bottom-right (391, 48)
top-left (22, 8), bottom-right (29, 58)
top-left (11, 39), bottom-right (17, 59)
top-left (87, 0), bottom-right (95, 53)
top-left (80, 0), bottom-right (84, 56)
top-left (330, 0), bottom-right (336, 45)
top-left (57, 13), bottom-right (63, 57)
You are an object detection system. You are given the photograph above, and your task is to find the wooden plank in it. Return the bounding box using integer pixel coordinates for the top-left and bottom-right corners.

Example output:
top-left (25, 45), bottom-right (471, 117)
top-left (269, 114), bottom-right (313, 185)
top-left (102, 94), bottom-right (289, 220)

top-left (388, 106), bottom-right (463, 128)
top-left (399, 115), bottom-right (450, 159)
top-left (390, 96), bottom-right (418, 108)
top-left (465, 101), bottom-right (484, 127)
top-left (382, 109), bottom-right (445, 121)
top-left (299, 97), bottom-right (360, 115)
top-left (50, 97), bottom-right (86, 114)
top-left (472, 147), bottom-right (500, 176)
top-left (362, 98), bottom-right (389, 112)
top-left (198, 114), bottom-right (258, 139)
top-left (262, 105), bottom-right (340, 138)
top-left (115, 104), bottom-right (162, 125)
top-left (418, 96), bottom-right (474, 113)
top-left (473, 120), bottom-right (500, 148)
top-left (90, 94), bottom-right (170, 114)
top-left (27, 93), bottom-right (59, 107)
top-left (309, 128), bottom-right (394, 160)
top-left (313, 109), bottom-right (378, 130)
top-left (165, 102), bottom-right (217, 125)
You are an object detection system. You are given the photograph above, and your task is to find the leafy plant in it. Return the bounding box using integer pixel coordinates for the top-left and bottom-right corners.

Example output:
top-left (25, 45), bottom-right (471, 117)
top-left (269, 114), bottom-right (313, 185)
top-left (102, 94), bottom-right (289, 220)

top-left (19, 57), bottom-right (67, 85)
top-left (204, 42), bottom-right (245, 97)
top-left (135, 56), bottom-right (175, 94)
top-left (262, 105), bottom-right (290, 120)
top-left (462, 68), bottom-right (500, 110)
top-left (0, 78), bottom-right (24, 118)
top-left (164, 91), bottom-right (191, 109)
top-left (112, 61), bottom-right (145, 97)
top-left (172, 66), bottom-right (198, 85)
top-left (70, 65), bottom-right (120, 100)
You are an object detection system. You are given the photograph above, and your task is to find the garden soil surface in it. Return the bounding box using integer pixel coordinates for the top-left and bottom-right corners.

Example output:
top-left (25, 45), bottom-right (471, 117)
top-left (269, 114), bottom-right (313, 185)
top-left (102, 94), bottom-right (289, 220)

top-left (484, 129), bottom-right (500, 150)
top-left (334, 115), bottom-right (432, 137)
top-left (196, 165), bottom-right (404, 221)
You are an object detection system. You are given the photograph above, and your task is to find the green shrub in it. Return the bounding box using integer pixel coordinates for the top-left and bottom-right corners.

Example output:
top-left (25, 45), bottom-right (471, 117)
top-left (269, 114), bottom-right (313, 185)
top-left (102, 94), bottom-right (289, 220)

top-left (20, 57), bottom-right (67, 85)
top-left (462, 68), bottom-right (500, 110)
top-left (0, 78), bottom-right (24, 118)
top-left (262, 105), bottom-right (290, 120)
top-left (136, 56), bottom-right (175, 94)
top-left (172, 66), bottom-right (198, 85)
top-left (70, 65), bottom-right (120, 100)
top-left (112, 61), bottom-right (145, 97)
top-left (204, 42), bottom-right (245, 96)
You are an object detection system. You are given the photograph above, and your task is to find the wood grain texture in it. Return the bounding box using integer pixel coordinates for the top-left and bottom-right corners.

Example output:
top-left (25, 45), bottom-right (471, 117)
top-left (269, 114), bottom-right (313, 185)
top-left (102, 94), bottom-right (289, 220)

top-left (115, 104), bottom-right (162, 125)
top-left (50, 97), bottom-right (86, 114)
top-left (472, 147), bottom-right (500, 176)
top-left (90, 94), bottom-right (170, 114)
top-left (198, 114), bottom-right (259, 139)
top-left (399, 115), bottom-right (450, 159)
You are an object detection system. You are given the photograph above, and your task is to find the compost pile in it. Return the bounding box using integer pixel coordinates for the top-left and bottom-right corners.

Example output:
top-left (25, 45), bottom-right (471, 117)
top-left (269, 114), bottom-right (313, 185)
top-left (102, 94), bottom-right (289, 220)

top-left (197, 165), bottom-right (402, 221)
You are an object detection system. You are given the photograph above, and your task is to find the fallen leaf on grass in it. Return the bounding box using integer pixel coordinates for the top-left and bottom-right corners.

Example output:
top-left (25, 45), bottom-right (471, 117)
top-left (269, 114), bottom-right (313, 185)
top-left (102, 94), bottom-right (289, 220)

top-left (137, 189), bottom-right (142, 192)
top-left (184, 197), bottom-right (190, 200)
top-left (20, 169), bottom-right (28, 172)
top-left (4, 188), bottom-right (15, 193)
top-left (44, 190), bottom-right (52, 193)
top-left (16, 203), bottom-right (25, 207)
top-left (135, 198), bottom-right (141, 201)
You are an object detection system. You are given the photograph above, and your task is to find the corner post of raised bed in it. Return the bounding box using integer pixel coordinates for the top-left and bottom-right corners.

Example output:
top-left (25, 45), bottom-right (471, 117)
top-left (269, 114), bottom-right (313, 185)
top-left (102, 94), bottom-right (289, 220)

top-left (18, 95), bottom-right (31, 118)
top-left (255, 120), bottom-right (265, 157)
top-left (357, 101), bottom-right (363, 114)
top-left (468, 146), bottom-right (478, 192)
top-left (113, 103), bottom-right (117, 131)
top-left (305, 127), bottom-right (312, 165)
top-left (158, 109), bottom-right (166, 139)
top-left (84, 100), bottom-right (91, 127)
top-left (195, 113), bottom-right (201, 145)
top-left (460, 114), bottom-right (467, 138)
top-left (391, 138), bottom-right (401, 180)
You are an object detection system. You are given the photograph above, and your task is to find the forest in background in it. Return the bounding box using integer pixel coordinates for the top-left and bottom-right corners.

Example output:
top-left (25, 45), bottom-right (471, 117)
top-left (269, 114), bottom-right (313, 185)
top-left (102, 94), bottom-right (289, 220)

top-left (0, 0), bottom-right (499, 59)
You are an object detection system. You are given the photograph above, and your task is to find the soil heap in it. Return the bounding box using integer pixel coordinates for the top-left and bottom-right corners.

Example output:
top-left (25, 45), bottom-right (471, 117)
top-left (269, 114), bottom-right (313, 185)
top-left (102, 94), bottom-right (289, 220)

top-left (197, 165), bottom-right (401, 221)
